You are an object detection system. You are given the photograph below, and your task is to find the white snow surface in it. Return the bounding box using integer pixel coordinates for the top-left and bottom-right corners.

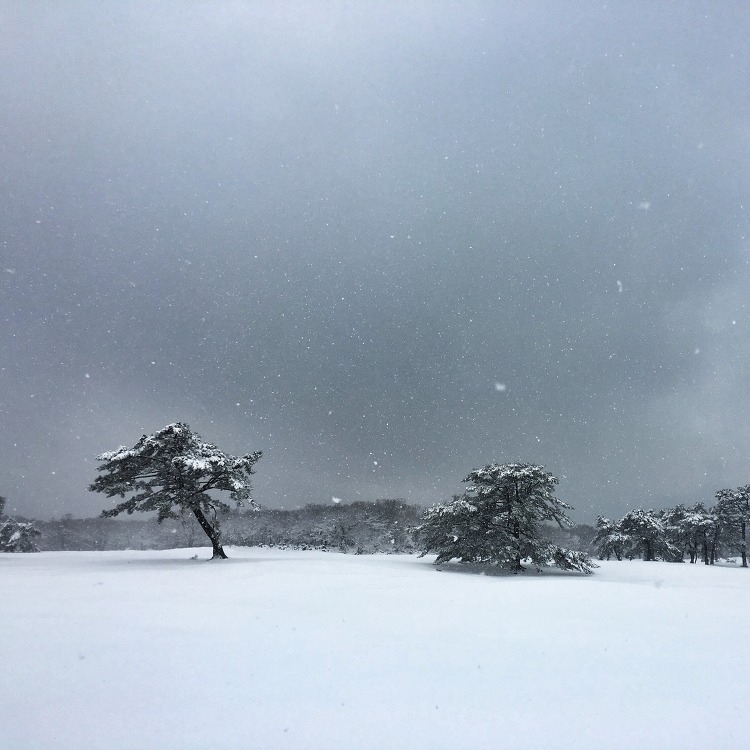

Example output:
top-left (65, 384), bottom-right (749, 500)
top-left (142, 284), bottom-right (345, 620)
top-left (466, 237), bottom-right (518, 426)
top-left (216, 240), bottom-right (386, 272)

top-left (1, 548), bottom-right (747, 749)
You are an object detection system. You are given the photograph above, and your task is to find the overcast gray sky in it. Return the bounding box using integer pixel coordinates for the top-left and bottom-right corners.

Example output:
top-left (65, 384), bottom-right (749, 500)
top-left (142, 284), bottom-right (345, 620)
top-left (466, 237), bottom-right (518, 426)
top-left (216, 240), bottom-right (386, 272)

top-left (2, 1), bottom-right (748, 522)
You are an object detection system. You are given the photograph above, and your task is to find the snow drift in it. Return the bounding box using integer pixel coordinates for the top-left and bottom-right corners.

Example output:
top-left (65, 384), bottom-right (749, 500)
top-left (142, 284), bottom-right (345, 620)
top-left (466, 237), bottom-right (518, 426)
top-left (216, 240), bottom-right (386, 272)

top-left (1, 548), bottom-right (747, 749)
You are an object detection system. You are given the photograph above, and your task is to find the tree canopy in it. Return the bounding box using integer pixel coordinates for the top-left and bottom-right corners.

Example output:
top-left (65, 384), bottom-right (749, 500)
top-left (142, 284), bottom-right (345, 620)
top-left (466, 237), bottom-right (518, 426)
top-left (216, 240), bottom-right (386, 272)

top-left (418, 462), bottom-right (595, 574)
top-left (89, 422), bottom-right (261, 559)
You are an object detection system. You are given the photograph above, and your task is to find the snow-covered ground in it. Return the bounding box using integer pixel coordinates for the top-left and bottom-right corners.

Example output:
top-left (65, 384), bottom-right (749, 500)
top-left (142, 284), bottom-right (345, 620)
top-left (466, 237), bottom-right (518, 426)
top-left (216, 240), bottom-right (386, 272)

top-left (2, 548), bottom-right (748, 749)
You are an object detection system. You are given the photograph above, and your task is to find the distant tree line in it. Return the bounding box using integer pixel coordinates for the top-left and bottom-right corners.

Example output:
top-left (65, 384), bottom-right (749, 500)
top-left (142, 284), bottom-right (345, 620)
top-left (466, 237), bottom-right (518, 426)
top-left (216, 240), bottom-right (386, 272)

top-left (10, 500), bottom-right (596, 557)
top-left (593, 486), bottom-right (750, 566)
top-left (222, 499), bottom-right (423, 553)
top-left (8, 420), bottom-right (749, 574)
top-left (23, 500), bottom-right (424, 554)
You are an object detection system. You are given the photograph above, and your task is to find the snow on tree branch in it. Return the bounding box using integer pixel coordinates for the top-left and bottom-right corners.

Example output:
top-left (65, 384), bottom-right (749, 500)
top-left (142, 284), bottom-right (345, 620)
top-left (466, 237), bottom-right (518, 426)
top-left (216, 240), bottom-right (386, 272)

top-left (89, 422), bottom-right (262, 559)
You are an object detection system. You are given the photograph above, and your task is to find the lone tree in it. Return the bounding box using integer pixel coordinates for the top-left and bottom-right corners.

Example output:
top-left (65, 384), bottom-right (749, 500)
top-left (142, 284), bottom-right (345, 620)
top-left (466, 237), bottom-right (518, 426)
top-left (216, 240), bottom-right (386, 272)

top-left (417, 462), bottom-right (595, 574)
top-left (89, 423), bottom-right (262, 559)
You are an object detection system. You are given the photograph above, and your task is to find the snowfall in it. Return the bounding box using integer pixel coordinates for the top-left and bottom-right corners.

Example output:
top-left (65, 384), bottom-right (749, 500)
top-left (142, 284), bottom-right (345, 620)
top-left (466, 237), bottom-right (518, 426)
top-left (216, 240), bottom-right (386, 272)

top-left (2, 548), bottom-right (748, 749)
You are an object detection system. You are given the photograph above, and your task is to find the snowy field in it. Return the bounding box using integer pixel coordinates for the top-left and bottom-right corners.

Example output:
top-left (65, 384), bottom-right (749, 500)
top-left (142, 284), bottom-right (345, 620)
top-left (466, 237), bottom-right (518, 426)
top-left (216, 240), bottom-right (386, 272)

top-left (2, 548), bottom-right (748, 750)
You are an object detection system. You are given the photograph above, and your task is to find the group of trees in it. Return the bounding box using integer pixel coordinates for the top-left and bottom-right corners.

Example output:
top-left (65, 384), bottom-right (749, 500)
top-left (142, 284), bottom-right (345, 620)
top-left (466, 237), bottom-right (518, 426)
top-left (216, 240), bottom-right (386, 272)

top-left (87, 425), bottom-right (594, 572)
top-left (86, 422), bottom-right (420, 556)
top-left (83, 425), bottom-right (597, 572)
top-left (0, 495), bottom-right (41, 553)
top-left (6, 421), bottom-right (746, 577)
top-left (593, 487), bottom-right (750, 566)
top-left (222, 500), bottom-right (423, 554)
top-left (34, 514), bottom-right (196, 552)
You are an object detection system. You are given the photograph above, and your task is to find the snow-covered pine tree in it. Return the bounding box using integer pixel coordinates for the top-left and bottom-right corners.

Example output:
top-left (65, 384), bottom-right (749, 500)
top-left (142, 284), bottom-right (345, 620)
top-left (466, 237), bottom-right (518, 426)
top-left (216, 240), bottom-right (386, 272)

top-left (714, 486), bottom-right (750, 567)
top-left (417, 463), bottom-right (595, 574)
top-left (675, 503), bottom-right (720, 564)
top-left (660, 505), bottom-right (693, 562)
top-left (0, 494), bottom-right (41, 553)
top-left (618, 509), bottom-right (676, 561)
top-left (416, 493), bottom-right (490, 563)
top-left (592, 516), bottom-right (629, 561)
top-left (0, 519), bottom-right (41, 552)
top-left (89, 422), bottom-right (262, 559)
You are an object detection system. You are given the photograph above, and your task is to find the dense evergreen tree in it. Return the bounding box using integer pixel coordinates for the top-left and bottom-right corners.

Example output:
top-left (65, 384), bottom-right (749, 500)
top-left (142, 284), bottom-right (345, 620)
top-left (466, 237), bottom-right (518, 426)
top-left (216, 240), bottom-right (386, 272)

top-left (89, 422), bottom-right (262, 559)
top-left (592, 516), bottom-right (629, 561)
top-left (417, 463), bottom-right (595, 573)
top-left (660, 505), bottom-right (694, 562)
top-left (0, 519), bottom-right (41, 552)
top-left (714, 486), bottom-right (750, 567)
top-left (0, 495), bottom-right (41, 552)
top-left (619, 509), bottom-right (675, 561)
top-left (679, 503), bottom-right (719, 565)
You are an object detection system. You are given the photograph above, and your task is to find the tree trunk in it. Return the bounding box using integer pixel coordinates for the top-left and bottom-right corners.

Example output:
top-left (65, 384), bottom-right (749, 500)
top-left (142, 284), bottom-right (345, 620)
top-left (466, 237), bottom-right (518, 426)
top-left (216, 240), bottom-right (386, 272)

top-left (192, 507), bottom-right (228, 559)
top-left (710, 524), bottom-right (720, 565)
top-left (512, 518), bottom-right (522, 573)
top-left (690, 538), bottom-right (699, 563)
top-left (741, 521), bottom-right (747, 568)
top-left (643, 539), bottom-right (653, 561)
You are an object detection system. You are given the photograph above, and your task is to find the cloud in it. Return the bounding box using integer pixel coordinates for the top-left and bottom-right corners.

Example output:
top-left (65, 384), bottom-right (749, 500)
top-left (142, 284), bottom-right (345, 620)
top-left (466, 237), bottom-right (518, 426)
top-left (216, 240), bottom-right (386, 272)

top-left (2, 2), bottom-right (749, 521)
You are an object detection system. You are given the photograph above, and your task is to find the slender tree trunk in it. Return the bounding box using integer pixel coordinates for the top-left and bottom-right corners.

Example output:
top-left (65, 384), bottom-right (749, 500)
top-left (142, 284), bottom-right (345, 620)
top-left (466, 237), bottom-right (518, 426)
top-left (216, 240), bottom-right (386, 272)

top-left (192, 507), bottom-right (228, 559)
top-left (702, 535), bottom-right (709, 565)
top-left (643, 539), bottom-right (653, 561)
top-left (511, 520), bottom-right (523, 572)
top-left (511, 482), bottom-right (523, 572)
top-left (741, 521), bottom-right (747, 568)
top-left (710, 524), bottom-right (719, 565)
